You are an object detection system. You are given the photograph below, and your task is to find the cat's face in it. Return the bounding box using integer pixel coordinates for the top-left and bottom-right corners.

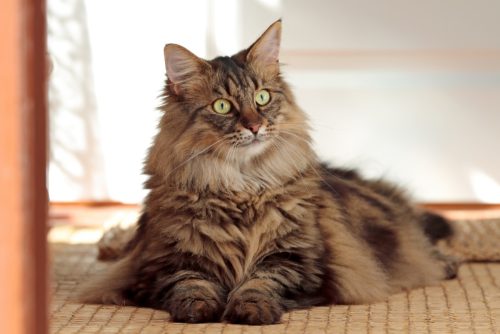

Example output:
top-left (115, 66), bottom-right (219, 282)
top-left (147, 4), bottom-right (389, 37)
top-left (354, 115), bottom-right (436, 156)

top-left (153, 21), bottom-right (311, 191)
top-left (172, 55), bottom-right (288, 159)
top-left (161, 21), bottom-right (306, 163)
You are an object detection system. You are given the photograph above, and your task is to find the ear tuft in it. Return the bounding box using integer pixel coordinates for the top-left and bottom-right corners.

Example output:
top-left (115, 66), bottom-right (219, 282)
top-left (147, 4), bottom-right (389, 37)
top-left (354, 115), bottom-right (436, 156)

top-left (163, 44), bottom-right (208, 94)
top-left (246, 20), bottom-right (282, 75)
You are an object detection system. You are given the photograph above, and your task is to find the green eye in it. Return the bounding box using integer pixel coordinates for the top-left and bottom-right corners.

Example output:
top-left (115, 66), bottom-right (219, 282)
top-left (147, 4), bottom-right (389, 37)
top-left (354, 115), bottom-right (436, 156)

top-left (255, 89), bottom-right (271, 106)
top-left (212, 98), bottom-right (232, 114)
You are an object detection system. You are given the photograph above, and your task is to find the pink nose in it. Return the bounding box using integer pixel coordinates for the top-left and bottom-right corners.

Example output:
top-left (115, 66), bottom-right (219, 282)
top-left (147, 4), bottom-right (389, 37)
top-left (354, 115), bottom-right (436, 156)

top-left (247, 123), bottom-right (261, 134)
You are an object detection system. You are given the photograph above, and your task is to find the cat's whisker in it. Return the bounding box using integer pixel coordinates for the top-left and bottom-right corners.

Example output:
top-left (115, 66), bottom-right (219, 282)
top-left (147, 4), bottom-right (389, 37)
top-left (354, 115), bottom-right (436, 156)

top-left (215, 145), bottom-right (232, 179)
top-left (274, 135), bottom-right (340, 197)
top-left (273, 136), bottom-right (308, 174)
top-left (276, 130), bottom-right (312, 146)
top-left (223, 146), bottom-right (236, 175)
top-left (214, 138), bottom-right (231, 165)
top-left (277, 130), bottom-right (346, 182)
top-left (270, 139), bottom-right (302, 179)
top-left (164, 137), bottom-right (229, 180)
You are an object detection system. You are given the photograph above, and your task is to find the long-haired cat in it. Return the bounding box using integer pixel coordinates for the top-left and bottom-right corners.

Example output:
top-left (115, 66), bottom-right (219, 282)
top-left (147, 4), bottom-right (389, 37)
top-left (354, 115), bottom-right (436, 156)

top-left (78, 20), bottom-right (457, 325)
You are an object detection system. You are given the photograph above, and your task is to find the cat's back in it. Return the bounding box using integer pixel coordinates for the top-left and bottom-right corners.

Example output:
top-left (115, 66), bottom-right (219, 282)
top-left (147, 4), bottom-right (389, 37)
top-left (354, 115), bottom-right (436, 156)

top-left (315, 164), bottom-right (450, 304)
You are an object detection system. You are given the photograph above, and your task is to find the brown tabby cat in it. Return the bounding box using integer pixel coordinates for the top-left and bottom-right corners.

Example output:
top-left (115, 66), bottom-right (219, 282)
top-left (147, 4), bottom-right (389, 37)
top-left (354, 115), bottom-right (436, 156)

top-left (79, 20), bottom-right (457, 325)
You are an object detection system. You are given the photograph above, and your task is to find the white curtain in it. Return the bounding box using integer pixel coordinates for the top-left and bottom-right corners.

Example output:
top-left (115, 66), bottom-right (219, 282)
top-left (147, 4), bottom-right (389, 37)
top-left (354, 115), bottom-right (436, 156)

top-left (47, 0), bottom-right (500, 203)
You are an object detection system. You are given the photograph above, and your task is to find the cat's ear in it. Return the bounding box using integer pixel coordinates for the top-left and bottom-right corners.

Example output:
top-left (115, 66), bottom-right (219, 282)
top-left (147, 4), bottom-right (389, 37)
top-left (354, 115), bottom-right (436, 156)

top-left (246, 20), bottom-right (281, 76)
top-left (163, 44), bottom-right (209, 95)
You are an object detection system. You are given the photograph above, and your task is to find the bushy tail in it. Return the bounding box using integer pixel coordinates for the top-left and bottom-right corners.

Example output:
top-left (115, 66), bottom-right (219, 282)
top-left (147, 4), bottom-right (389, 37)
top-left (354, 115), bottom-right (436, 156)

top-left (75, 254), bottom-right (135, 305)
top-left (419, 212), bottom-right (454, 244)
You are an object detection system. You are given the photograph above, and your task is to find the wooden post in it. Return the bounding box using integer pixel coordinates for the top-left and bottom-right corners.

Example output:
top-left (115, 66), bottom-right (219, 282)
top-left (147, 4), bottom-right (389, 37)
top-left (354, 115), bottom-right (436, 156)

top-left (0, 0), bottom-right (48, 333)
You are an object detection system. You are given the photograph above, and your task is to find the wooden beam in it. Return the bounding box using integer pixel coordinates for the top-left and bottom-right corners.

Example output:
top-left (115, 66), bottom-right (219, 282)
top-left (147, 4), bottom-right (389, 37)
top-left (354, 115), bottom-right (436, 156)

top-left (421, 203), bottom-right (500, 211)
top-left (0, 0), bottom-right (48, 333)
top-left (49, 201), bottom-right (500, 210)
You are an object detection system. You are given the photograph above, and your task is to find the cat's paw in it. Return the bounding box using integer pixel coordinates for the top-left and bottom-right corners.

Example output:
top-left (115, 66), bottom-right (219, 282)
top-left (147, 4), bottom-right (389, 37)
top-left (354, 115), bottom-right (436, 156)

top-left (169, 297), bottom-right (223, 323)
top-left (223, 292), bottom-right (283, 325)
top-left (433, 250), bottom-right (460, 280)
top-left (442, 256), bottom-right (459, 279)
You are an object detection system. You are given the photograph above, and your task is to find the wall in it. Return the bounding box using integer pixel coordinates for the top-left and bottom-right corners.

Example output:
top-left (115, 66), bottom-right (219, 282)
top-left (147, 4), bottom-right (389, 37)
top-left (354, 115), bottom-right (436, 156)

top-left (47, 0), bottom-right (500, 203)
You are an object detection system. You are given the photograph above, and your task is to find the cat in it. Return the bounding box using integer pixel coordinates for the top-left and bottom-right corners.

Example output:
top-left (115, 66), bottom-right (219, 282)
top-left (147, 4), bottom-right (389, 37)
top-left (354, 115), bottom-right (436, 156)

top-left (78, 20), bottom-right (458, 325)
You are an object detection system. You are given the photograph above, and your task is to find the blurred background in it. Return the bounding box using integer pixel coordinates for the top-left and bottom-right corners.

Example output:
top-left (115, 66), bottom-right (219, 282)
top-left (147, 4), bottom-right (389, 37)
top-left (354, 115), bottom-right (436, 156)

top-left (47, 0), bottom-right (500, 204)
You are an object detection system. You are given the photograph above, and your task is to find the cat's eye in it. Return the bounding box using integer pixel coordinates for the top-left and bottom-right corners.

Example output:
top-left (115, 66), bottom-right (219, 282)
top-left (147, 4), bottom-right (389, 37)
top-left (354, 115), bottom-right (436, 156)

top-left (212, 98), bottom-right (232, 114)
top-left (255, 89), bottom-right (271, 106)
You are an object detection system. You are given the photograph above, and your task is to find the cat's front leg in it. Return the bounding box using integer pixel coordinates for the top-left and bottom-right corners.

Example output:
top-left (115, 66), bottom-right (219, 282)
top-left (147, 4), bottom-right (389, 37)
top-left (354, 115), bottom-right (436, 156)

top-left (164, 277), bottom-right (226, 323)
top-left (223, 253), bottom-right (320, 325)
top-left (223, 277), bottom-right (285, 325)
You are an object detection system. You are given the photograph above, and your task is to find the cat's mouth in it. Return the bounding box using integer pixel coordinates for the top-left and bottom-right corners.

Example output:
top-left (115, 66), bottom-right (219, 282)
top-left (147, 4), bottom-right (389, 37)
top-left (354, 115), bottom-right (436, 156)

top-left (247, 137), bottom-right (262, 145)
top-left (239, 135), bottom-right (266, 147)
top-left (238, 136), bottom-right (271, 157)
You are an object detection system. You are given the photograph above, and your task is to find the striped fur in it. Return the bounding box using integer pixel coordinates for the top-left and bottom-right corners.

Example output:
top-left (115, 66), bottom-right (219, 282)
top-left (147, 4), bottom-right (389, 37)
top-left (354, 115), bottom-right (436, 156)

top-left (78, 21), bottom-right (457, 325)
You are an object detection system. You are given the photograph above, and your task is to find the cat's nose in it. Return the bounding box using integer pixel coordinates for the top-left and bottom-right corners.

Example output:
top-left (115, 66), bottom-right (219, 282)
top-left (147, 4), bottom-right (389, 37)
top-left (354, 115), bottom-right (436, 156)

top-left (240, 112), bottom-right (262, 134)
top-left (246, 123), bottom-right (261, 134)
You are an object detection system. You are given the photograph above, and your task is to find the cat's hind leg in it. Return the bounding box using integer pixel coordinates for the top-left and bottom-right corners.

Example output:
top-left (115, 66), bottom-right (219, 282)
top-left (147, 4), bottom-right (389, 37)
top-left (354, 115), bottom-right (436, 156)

top-left (97, 225), bottom-right (136, 261)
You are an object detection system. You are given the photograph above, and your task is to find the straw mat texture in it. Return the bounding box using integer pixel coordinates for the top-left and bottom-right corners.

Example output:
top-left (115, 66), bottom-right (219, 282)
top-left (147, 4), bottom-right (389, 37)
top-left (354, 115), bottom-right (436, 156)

top-left (50, 219), bottom-right (500, 333)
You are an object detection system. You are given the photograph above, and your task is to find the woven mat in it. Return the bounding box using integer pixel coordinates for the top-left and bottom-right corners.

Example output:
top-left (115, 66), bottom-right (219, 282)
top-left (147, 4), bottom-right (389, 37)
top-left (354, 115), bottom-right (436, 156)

top-left (50, 219), bottom-right (500, 333)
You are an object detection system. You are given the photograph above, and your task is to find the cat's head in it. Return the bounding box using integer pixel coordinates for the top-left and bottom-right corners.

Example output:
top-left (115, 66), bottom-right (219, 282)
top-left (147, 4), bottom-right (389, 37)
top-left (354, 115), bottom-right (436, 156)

top-left (149, 20), bottom-right (314, 192)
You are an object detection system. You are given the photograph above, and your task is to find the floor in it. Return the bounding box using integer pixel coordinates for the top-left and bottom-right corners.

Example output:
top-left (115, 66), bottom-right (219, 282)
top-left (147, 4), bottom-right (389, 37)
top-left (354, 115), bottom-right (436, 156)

top-left (49, 205), bottom-right (500, 333)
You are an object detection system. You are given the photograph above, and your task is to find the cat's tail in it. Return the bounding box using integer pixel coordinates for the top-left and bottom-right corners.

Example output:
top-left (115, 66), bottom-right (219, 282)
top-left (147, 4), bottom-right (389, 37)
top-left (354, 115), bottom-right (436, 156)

top-left (75, 253), bottom-right (136, 305)
top-left (418, 211), bottom-right (454, 244)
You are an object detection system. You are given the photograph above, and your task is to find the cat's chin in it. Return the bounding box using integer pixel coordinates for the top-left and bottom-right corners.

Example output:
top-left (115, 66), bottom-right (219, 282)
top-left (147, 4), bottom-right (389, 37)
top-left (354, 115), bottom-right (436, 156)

top-left (240, 139), bottom-right (270, 159)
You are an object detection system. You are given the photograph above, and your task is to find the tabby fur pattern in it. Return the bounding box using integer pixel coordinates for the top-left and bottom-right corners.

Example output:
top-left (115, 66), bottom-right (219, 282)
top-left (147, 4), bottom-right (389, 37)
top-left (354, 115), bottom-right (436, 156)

top-left (78, 20), bottom-right (457, 325)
